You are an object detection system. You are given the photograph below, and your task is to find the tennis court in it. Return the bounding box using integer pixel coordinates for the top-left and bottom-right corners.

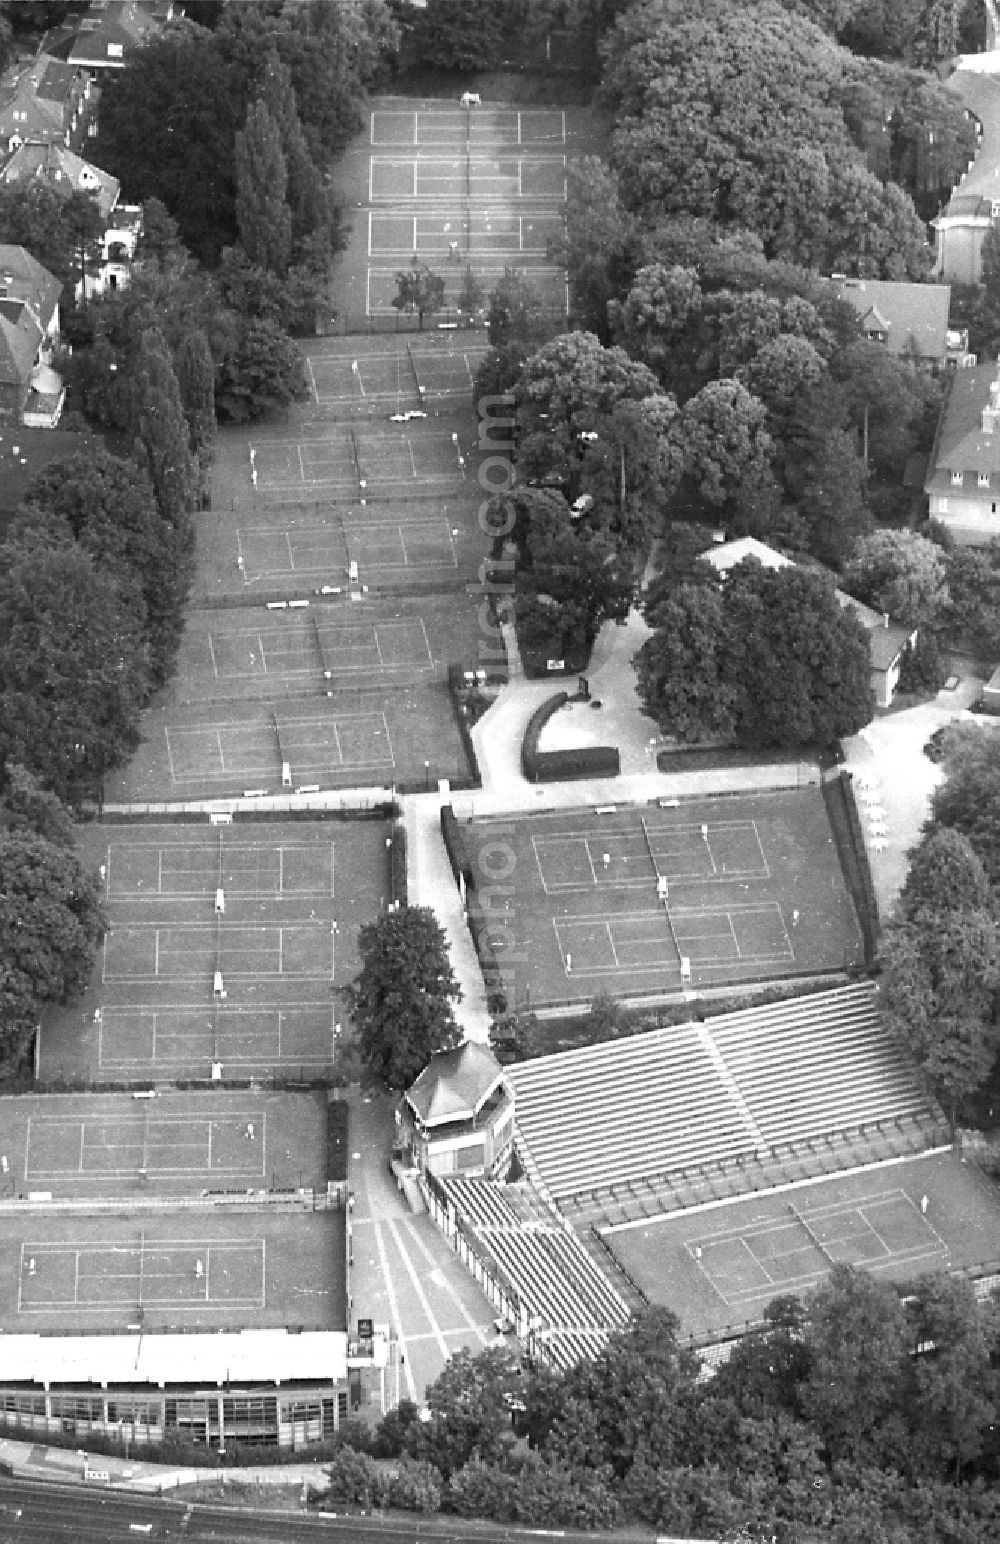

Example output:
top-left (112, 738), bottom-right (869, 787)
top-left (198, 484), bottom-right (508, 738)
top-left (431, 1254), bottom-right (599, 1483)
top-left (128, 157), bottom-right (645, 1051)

top-left (177, 612), bottom-right (436, 697)
top-left (40, 820), bottom-right (392, 1083)
top-left (248, 423), bottom-right (466, 497)
top-left (596, 1152), bottom-right (993, 1338)
top-left (95, 1004), bottom-right (339, 1077)
top-left (2, 1089), bottom-right (327, 1194)
top-left (370, 107), bottom-right (566, 149)
top-left (369, 208), bottom-right (565, 259)
top-left (24, 1109), bottom-right (268, 1181)
top-left (0, 1209), bottom-right (345, 1332)
top-left (18, 1236), bottom-right (266, 1313)
top-left (164, 709), bottom-right (393, 785)
top-left (301, 338), bottom-right (489, 415)
top-left (235, 519), bottom-right (458, 585)
top-left (369, 155), bottom-right (566, 204)
top-left (367, 263), bottom-right (566, 316)
top-left (457, 789), bottom-right (863, 1008)
top-left (106, 836), bottom-right (334, 900)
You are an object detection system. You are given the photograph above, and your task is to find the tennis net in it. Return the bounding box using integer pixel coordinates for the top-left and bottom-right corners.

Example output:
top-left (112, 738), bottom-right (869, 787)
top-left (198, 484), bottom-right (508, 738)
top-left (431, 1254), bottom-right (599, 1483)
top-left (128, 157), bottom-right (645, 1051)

top-left (639, 816), bottom-right (661, 880)
top-left (312, 615), bottom-right (332, 681)
top-left (349, 425), bottom-right (364, 486)
top-left (405, 341), bottom-right (424, 398)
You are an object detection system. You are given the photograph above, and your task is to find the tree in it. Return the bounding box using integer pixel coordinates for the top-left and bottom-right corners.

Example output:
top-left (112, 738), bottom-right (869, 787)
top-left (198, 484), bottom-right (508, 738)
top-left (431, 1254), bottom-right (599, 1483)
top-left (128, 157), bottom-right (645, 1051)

top-left (546, 1308), bottom-right (701, 1479)
top-left (0, 785), bottom-right (106, 1077)
top-left (899, 828), bottom-right (991, 920)
top-left (669, 379), bottom-right (774, 520)
top-left (927, 728), bottom-right (1000, 886)
top-left (635, 582), bottom-right (737, 743)
top-left (173, 326), bottom-right (217, 493)
top-left (0, 181), bottom-right (104, 292)
top-left (515, 333), bottom-right (661, 477)
top-left (392, 258), bottom-right (446, 331)
top-left (0, 543), bottom-right (150, 806)
top-left (345, 905), bottom-right (462, 1088)
top-left (235, 99), bottom-right (293, 277)
top-left (637, 562), bottom-right (874, 749)
top-left (843, 530), bottom-right (950, 629)
top-left (879, 907), bottom-right (1000, 1122)
top-left (608, 263), bottom-right (703, 385)
top-left (95, 21), bottom-right (245, 264)
top-left (408, 0), bottom-right (518, 71)
top-left (799, 1264), bottom-right (911, 1468)
top-left (13, 446), bottom-right (191, 687)
top-left (487, 268), bottom-right (555, 350)
top-left (943, 541), bottom-right (1000, 658)
top-left (131, 328), bottom-right (198, 533)
top-left (904, 1273), bottom-right (1000, 1480)
top-left (557, 156), bottom-right (637, 337)
top-left (214, 316), bottom-right (309, 423)
top-left (788, 423), bottom-right (871, 567)
top-left (405, 1344), bottom-right (522, 1477)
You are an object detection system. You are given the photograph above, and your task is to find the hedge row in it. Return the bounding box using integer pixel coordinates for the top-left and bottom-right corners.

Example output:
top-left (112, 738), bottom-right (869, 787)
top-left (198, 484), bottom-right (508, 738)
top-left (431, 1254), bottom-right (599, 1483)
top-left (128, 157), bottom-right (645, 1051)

top-left (390, 821), bottom-right (408, 906)
top-left (440, 804), bottom-right (507, 1015)
top-left (446, 663), bottom-right (484, 788)
top-left (440, 804), bottom-right (474, 894)
top-left (821, 770), bottom-right (880, 968)
top-left (466, 903), bottom-right (509, 1016)
top-left (327, 1097), bottom-right (349, 1185)
top-left (534, 745), bottom-right (620, 781)
top-left (521, 693), bottom-right (569, 780)
top-left (521, 693), bottom-right (620, 782)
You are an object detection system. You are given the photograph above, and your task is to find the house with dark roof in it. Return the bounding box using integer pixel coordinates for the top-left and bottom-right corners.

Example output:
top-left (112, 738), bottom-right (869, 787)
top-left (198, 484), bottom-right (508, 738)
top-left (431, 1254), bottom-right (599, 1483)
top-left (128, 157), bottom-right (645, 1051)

top-left (397, 1042), bottom-right (514, 1180)
top-left (0, 244), bottom-right (63, 427)
top-left (924, 360), bottom-right (1000, 544)
top-left (0, 54), bottom-right (95, 157)
top-left (700, 537), bottom-right (917, 707)
top-left (830, 278), bottom-right (955, 371)
top-left (0, 142), bottom-right (141, 298)
top-left (65, 1), bottom-right (173, 80)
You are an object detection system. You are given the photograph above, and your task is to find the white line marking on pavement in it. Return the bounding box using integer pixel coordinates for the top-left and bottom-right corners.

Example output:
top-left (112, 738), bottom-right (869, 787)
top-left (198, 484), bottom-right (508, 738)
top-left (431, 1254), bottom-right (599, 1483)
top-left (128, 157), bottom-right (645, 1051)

top-left (373, 1220), bottom-right (417, 1403)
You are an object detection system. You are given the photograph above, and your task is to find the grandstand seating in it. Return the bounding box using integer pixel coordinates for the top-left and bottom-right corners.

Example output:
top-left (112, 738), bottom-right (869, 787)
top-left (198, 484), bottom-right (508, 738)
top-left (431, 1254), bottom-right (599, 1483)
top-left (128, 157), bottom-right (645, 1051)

top-left (507, 984), bottom-right (945, 1214)
top-left (438, 1176), bottom-right (630, 1368)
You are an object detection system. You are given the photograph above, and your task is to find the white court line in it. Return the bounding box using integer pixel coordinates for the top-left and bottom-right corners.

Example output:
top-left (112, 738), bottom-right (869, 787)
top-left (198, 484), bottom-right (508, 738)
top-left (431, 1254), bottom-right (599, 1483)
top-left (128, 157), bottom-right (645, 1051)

top-left (297, 444), bottom-right (305, 482)
top-left (154, 929), bottom-right (159, 977)
top-left (374, 627), bottom-right (385, 667)
top-left (728, 913), bottom-right (740, 958)
top-left (331, 839), bottom-right (335, 902)
top-left (305, 356), bottom-right (319, 404)
top-left (381, 712), bottom-right (394, 769)
top-left (164, 727), bottom-right (177, 783)
top-left (400, 1218), bottom-right (493, 1343)
top-left (215, 729), bottom-right (226, 773)
top-left (398, 526), bottom-right (408, 566)
top-left (373, 1220), bottom-right (417, 1403)
top-left (258, 633), bottom-right (268, 677)
top-left (390, 1217), bottom-right (451, 1362)
top-left (605, 921), bottom-right (620, 967)
top-left (78, 1122), bottom-right (85, 1173)
top-left (367, 207), bottom-right (373, 256)
top-left (331, 722), bottom-right (343, 765)
top-left (286, 531), bottom-right (296, 571)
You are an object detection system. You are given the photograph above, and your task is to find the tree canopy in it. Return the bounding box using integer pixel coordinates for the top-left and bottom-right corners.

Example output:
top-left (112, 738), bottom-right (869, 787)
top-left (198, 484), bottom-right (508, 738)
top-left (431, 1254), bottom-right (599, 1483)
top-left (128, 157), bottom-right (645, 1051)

top-left (345, 905), bottom-right (462, 1088)
top-left (0, 767), bottom-right (106, 1077)
top-left (637, 560), bottom-right (873, 749)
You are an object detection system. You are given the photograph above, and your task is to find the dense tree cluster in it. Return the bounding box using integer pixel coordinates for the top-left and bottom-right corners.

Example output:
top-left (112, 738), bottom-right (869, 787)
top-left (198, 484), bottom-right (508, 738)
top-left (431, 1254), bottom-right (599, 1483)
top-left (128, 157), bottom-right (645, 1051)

top-left (0, 766), bottom-right (106, 1077)
top-left (94, 2), bottom-right (396, 265)
top-left (635, 561), bottom-right (874, 748)
top-left (345, 906), bottom-right (462, 1089)
top-left (322, 1277), bottom-right (1000, 1537)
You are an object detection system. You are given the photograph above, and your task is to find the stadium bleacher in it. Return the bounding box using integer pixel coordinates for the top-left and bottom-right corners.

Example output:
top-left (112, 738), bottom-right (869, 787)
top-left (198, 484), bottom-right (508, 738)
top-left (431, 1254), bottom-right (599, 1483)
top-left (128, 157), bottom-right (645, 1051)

top-left (507, 983), bottom-right (946, 1216)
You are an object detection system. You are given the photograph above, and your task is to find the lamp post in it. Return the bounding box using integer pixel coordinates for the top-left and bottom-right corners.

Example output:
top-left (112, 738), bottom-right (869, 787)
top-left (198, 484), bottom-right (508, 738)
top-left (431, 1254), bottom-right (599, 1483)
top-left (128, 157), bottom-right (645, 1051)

top-left (424, 759), bottom-right (430, 792)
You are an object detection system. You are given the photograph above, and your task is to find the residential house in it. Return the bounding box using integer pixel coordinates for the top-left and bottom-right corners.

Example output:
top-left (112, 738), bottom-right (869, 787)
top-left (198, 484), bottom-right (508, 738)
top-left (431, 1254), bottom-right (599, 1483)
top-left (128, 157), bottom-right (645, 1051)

top-left (0, 142), bottom-right (141, 298)
top-left (397, 1041), bottom-right (515, 1181)
top-left (0, 244), bottom-right (63, 427)
top-left (924, 360), bottom-right (1000, 544)
top-left (830, 277), bottom-right (956, 371)
top-left (0, 55), bottom-right (94, 158)
top-left (699, 537), bottom-right (917, 708)
top-left (64, 1), bottom-right (173, 81)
